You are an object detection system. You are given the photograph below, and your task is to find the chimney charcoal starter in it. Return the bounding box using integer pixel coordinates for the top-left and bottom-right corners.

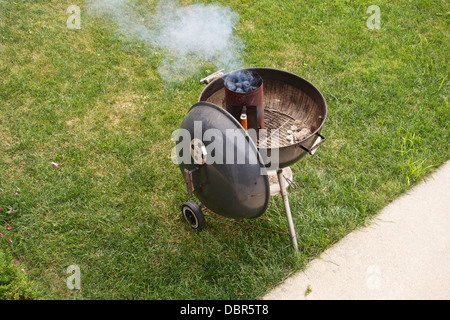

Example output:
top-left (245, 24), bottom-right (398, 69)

top-left (224, 70), bottom-right (264, 131)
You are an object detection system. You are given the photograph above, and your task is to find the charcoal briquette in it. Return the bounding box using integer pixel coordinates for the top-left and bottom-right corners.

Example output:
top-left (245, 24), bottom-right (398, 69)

top-left (226, 81), bottom-right (236, 91)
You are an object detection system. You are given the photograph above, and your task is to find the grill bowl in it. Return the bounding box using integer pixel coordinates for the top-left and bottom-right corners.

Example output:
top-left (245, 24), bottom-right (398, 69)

top-left (198, 68), bottom-right (327, 168)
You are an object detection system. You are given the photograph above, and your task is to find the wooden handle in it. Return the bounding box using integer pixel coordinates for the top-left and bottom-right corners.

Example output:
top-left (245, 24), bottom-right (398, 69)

top-left (240, 115), bottom-right (247, 130)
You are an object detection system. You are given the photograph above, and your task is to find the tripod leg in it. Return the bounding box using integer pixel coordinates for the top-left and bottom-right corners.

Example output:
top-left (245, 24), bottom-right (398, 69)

top-left (277, 169), bottom-right (299, 253)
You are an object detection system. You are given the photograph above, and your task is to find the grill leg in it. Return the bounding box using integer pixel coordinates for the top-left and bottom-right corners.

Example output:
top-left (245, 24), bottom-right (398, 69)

top-left (277, 169), bottom-right (299, 253)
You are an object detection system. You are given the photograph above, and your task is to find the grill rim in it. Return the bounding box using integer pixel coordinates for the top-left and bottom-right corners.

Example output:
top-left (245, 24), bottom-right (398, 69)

top-left (198, 67), bottom-right (328, 168)
top-left (199, 67), bottom-right (327, 135)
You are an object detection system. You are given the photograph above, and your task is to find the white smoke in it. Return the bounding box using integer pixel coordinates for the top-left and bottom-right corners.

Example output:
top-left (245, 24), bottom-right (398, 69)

top-left (86, 0), bottom-right (244, 83)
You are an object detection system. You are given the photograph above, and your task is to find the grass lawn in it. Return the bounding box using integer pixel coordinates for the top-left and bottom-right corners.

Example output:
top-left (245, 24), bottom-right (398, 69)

top-left (0, 0), bottom-right (448, 299)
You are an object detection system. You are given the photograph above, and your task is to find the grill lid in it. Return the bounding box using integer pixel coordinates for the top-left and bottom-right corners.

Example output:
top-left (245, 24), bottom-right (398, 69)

top-left (176, 102), bottom-right (270, 219)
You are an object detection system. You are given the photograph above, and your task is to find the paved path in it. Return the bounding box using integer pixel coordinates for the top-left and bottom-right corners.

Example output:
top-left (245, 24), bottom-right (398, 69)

top-left (264, 161), bottom-right (450, 300)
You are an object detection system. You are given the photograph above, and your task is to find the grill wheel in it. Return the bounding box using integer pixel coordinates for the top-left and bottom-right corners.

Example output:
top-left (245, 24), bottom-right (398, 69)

top-left (181, 201), bottom-right (205, 230)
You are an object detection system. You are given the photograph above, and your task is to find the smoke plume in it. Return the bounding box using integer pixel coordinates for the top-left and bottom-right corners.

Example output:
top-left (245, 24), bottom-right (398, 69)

top-left (86, 0), bottom-right (244, 83)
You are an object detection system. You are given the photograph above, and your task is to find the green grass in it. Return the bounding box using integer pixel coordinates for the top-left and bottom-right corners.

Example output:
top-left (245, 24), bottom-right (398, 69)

top-left (0, 0), bottom-right (448, 299)
top-left (0, 248), bottom-right (40, 299)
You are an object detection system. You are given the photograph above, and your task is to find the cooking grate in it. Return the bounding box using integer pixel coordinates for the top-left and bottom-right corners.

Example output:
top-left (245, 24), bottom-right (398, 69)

top-left (257, 108), bottom-right (310, 149)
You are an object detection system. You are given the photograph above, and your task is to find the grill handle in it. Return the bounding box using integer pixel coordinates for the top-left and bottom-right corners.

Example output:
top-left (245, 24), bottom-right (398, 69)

top-left (200, 69), bottom-right (225, 85)
top-left (297, 133), bottom-right (326, 155)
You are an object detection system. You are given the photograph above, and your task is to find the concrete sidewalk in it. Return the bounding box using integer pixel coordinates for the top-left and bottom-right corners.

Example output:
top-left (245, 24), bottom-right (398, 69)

top-left (264, 161), bottom-right (450, 300)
